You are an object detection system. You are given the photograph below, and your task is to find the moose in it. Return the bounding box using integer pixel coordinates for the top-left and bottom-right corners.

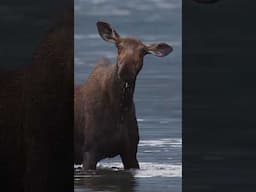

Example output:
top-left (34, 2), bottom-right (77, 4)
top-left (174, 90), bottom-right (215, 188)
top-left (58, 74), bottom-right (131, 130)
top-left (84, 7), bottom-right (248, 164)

top-left (0, 9), bottom-right (73, 192)
top-left (74, 21), bottom-right (173, 170)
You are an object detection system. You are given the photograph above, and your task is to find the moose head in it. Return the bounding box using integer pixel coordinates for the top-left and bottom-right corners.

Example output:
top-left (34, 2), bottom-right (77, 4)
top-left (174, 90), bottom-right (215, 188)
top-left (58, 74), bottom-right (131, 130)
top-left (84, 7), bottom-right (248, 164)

top-left (96, 21), bottom-right (173, 83)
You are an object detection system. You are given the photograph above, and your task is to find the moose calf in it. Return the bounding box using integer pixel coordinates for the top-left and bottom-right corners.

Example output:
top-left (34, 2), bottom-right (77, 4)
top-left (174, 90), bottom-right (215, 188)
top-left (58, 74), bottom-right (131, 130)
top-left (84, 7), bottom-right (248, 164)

top-left (74, 21), bottom-right (173, 170)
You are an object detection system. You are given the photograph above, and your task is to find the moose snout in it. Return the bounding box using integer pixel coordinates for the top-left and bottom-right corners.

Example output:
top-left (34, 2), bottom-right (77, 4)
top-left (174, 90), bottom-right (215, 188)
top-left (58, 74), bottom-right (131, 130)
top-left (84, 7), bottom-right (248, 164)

top-left (118, 62), bottom-right (137, 81)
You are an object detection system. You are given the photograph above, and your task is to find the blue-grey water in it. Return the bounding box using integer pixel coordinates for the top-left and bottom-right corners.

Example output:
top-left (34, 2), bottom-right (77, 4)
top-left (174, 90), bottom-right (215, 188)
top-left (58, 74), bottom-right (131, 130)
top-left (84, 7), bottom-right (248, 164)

top-left (75, 0), bottom-right (181, 191)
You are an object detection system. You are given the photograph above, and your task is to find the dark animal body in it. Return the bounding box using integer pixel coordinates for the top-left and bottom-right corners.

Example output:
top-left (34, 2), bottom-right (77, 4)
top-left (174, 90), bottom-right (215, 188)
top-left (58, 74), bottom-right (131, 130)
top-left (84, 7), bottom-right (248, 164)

top-left (0, 9), bottom-right (73, 192)
top-left (74, 22), bottom-right (173, 170)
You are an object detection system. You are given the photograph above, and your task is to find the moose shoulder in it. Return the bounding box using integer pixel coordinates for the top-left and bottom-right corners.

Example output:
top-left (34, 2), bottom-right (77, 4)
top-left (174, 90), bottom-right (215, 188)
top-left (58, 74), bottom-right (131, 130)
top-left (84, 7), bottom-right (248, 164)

top-left (74, 21), bottom-right (173, 170)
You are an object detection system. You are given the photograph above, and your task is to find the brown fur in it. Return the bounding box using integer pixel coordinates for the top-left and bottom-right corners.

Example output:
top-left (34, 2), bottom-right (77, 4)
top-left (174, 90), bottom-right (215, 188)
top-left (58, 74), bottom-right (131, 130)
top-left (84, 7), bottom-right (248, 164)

top-left (74, 22), bottom-right (173, 170)
top-left (75, 58), bottom-right (139, 170)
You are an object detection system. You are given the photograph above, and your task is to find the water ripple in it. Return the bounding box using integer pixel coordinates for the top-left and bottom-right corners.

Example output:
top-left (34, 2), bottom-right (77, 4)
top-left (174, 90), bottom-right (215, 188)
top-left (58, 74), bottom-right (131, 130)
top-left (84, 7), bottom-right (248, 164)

top-left (75, 162), bottom-right (181, 178)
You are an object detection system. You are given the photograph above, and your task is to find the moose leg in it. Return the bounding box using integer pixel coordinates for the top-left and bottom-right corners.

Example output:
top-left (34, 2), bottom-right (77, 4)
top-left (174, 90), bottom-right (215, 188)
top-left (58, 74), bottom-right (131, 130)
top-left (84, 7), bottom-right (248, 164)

top-left (83, 152), bottom-right (97, 170)
top-left (120, 152), bottom-right (139, 169)
top-left (74, 142), bottom-right (83, 165)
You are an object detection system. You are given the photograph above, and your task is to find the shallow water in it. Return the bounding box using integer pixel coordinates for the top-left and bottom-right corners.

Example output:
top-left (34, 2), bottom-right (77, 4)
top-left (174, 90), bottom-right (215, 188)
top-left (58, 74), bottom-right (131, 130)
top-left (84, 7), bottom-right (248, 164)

top-left (75, 0), bottom-right (181, 191)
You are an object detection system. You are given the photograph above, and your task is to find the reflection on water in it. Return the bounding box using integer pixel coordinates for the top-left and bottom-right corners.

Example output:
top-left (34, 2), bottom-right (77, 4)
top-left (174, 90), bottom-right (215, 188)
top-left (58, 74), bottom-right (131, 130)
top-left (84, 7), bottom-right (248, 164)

top-left (75, 169), bottom-right (137, 192)
top-left (74, 165), bottom-right (182, 192)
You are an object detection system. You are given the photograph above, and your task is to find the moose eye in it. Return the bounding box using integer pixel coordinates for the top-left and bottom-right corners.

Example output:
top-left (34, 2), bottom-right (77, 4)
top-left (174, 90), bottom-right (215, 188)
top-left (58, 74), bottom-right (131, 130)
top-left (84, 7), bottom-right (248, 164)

top-left (116, 43), bottom-right (122, 49)
top-left (116, 44), bottom-right (119, 48)
top-left (116, 44), bottom-right (123, 54)
top-left (142, 48), bottom-right (148, 55)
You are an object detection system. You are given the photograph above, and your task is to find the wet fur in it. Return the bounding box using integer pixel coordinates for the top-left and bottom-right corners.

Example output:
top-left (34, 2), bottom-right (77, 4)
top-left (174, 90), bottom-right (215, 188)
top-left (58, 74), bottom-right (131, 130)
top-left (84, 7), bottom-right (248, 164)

top-left (74, 58), bottom-right (139, 169)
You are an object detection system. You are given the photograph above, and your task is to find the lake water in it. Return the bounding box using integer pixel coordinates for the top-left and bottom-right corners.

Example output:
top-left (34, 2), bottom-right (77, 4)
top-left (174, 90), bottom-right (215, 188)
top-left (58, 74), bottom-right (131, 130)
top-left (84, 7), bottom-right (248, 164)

top-left (74, 0), bottom-right (182, 191)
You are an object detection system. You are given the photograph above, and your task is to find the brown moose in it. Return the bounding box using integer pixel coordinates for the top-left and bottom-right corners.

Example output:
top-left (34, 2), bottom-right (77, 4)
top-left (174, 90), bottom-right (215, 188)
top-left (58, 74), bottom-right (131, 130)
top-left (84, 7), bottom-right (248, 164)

top-left (74, 21), bottom-right (173, 170)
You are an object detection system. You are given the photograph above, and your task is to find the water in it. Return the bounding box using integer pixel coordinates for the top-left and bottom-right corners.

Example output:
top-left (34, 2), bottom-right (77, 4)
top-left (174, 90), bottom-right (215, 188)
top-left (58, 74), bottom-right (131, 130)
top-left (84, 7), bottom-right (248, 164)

top-left (75, 0), bottom-right (181, 191)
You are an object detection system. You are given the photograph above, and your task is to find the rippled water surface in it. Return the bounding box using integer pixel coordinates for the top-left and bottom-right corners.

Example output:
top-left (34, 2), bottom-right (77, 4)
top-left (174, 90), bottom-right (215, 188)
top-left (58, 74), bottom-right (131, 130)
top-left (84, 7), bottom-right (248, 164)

top-left (75, 0), bottom-right (181, 191)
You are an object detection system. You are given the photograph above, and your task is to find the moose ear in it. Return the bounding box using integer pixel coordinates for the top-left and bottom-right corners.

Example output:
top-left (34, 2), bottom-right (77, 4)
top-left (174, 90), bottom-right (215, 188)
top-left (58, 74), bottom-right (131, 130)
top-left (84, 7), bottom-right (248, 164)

top-left (146, 43), bottom-right (173, 57)
top-left (96, 21), bottom-right (120, 43)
